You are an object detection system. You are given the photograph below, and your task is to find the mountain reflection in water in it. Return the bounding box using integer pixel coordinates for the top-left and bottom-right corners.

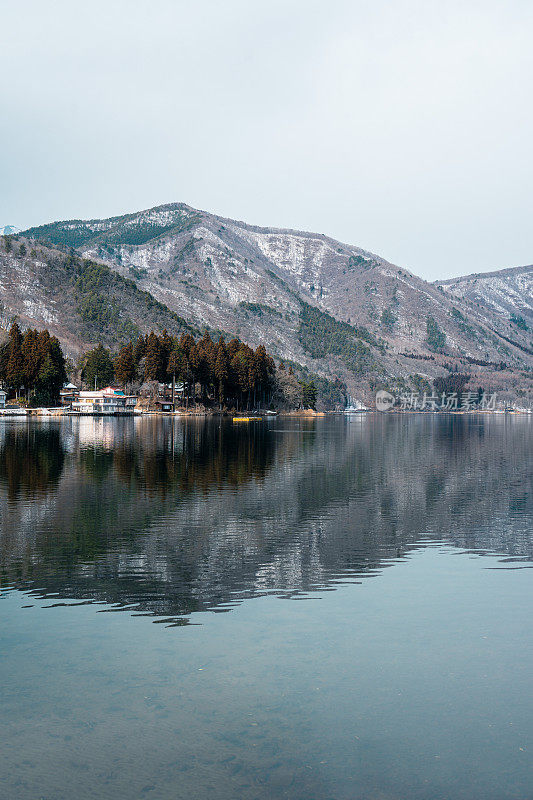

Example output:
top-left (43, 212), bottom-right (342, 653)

top-left (0, 415), bottom-right (531, 624)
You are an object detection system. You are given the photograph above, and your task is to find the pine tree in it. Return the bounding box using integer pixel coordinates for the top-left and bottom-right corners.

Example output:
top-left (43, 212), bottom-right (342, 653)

top-left (214, 338), bottom-right (228, 405)
top-left (179, 333), bottom-right (196, 361)
top-left (254, 344), bottom-right (274, 405)
top-left (196, 333), bottom-right (215, 400)
top-left (114, 342), bottom-right (137, 386)
top-left (133, 335), bottom-right (146, 363)
top-left (188, 344), bottom-right (201, 400)
top-left (230, 347), bottom-right (249, 409)
top-left (6, 321), bottom-right (24, 394)
top-left (34, 337), bottom-right (66, 406)
top-left (144, 332), bottom-right (164, 382)
top-left (301, 381), bottom-right (317, 410)
top-left (82, 344), bottom-right (114, 389)
top-left (36, 329), bottom-right (51, 357)
top-left (0, 326), bottom-right (282, 409)
top-left (22, 329), bottom-right (41, 390)
top-left (160, 329), bottom-right (173, 369)
top-left (168, 345), bottom-right (185, 380)
top-left (0, 340), bottom-right (9, 382)
top-left (178, 334), bottom-right (196, 406)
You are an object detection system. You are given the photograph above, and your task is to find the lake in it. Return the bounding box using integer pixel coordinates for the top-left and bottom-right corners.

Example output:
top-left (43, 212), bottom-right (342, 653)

top-left (0, 414), bottom-right (532, 800)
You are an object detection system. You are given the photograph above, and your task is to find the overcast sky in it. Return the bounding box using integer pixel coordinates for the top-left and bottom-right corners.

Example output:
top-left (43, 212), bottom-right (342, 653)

top-left (2, 0), bottom-right (532, 280)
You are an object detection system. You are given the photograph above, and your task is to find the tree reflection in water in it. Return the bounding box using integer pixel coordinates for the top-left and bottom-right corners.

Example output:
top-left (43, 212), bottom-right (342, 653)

top-left (0, 425), bottom-right (65, 500)
top-left (0, 415), bottom-right (531, 623)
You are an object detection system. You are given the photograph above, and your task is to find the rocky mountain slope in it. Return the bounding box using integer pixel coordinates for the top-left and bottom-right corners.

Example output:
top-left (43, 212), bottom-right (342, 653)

top-left (14, 203), bottom-right (533, 398)
top-left (0, 236), bottom-right (195, 354)
top-left (436, 265), bottom-right (533, 333)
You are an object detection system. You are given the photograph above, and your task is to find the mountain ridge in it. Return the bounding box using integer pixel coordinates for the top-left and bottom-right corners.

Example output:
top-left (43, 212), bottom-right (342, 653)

top-left (13, 202), bottom-right (533, 401)
top-left (435, 264), bottom-right (533, 328)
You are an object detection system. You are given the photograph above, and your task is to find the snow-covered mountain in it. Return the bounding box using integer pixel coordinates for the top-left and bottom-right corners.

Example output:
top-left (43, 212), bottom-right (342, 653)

top-left (14, 202), bottom-right (533, 398)
top-left (436, 265), bottom-right (533, 331)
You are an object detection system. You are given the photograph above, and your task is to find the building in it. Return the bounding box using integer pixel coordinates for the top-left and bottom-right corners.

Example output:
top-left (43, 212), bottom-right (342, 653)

top-left (60, 383), bottom-right (79, 407)
top-left (154, 399), bottom-right (176, 412)
top-left (72, 386), bottom-right (137, 414)
top-left (0, 390), bottom-right (6, 409)
top-left (166, 381), bottom-right (185, 398)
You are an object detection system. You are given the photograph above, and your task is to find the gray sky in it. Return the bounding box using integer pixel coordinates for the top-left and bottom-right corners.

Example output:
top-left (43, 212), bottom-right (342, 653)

top-left (2, 0), bottom-right (532, 280)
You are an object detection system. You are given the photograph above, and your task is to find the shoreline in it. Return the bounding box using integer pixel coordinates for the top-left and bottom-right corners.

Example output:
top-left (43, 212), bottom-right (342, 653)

top-left (0, 408), bottom-right (531, 419)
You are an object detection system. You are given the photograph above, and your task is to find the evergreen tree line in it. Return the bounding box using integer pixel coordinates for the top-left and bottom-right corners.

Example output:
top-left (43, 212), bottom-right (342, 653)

top-left (83, 331), bottom-right (278, 409)
top-left (0, 322), bottom-right (319, 410)
top-left (0, 322), bottom-right (67, 405)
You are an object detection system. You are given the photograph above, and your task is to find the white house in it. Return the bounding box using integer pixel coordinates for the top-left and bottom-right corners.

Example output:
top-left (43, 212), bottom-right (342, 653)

top-left (0, 390), bottom-right (6, 409)
top-left (72, 386), bottom-right (136, 414)
top-left (60, 383), bottom-right (79, 407)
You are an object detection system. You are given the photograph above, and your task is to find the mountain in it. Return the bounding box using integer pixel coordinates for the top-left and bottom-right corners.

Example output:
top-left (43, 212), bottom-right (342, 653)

top-left (436, 265), bottom-right (533, 334)
top-left (0, 225), bottom-right (21, 236)
top-left (15, 203), bottom-right (533, 399)
top-left (0, 236), bottom-right (195, 354)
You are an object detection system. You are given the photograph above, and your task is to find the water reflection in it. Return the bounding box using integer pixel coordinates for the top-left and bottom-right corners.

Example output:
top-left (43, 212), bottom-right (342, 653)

top-left (0, 426), bottom-right (65, 500)
top-left (0, 415), bottom-right (531, 622)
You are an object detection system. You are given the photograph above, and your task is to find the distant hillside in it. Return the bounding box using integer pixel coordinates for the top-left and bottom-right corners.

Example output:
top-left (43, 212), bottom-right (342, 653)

top-left (0, 236), bottom-right (195, 355)
top-left (436, 265), bottom-right (533, 339)
top-left (18, 203), bottom-right (533, 399)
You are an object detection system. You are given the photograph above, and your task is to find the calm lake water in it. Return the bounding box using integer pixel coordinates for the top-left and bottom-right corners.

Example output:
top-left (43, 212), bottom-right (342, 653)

top-left (0, 415), bottom-right (532, 800)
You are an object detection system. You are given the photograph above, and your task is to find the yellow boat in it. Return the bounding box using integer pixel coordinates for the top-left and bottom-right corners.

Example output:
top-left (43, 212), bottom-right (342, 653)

top-left (232, 417), bottom-right (262, 422)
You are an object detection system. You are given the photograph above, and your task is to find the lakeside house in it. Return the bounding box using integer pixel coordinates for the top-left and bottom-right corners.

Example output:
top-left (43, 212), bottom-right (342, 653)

top-left (72, 386), bottom-right (137, 414)
top-left (136, 381), bottom-right (184, 412)
top-left (62, 381), bottom-right (184, 415)
top-left (0, 390), bottom-right (6, 409)
top-left (154, 399), bottom-right (176, 412)
top-left (60, 383), bottom-right (79, 406)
